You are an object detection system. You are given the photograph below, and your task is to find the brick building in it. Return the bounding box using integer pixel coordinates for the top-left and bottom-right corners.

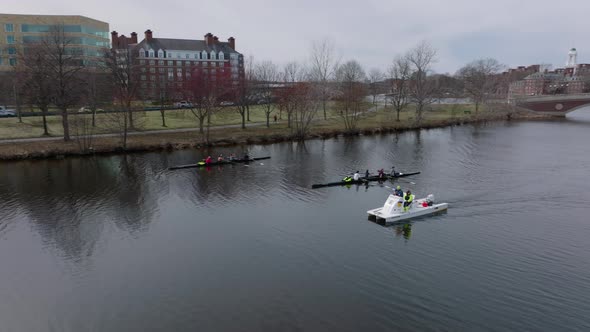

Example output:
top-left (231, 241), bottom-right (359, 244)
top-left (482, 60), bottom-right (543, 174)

top-left (508, 49), bottom-right (590, 97)
top-left (113, 29), bottom-right (244, 101)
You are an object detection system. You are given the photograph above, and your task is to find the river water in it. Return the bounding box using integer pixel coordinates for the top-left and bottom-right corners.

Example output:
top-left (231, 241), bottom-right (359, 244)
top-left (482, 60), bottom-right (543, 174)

top-left (1, 114), bottom-right (590, 331)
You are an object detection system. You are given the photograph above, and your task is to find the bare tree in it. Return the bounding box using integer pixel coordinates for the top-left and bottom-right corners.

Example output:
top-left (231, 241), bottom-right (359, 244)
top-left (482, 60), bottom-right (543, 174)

top-left (291, 83), bottom-right (320, 139)
top-left (277, 61), bottom-right (307, 127)
top-left (254, 60), bottom-right (279, 128)
top-left (388, 55), bottom-right (412, 121)
top-left (42, 24), bottom-right (87, 141)
top-left (335, 60), bottom-right (367, 132)
top-left (456, 58), bottom-right (504, 114)
top-left (406, 41), bottom-right (437, 123)
top-left (232, 55), bottom-right (256, 129)
top-left (367, 68), bottom-right (385, 106)
top-left (310, 39), bottom-right (339, 119)
top-left (103, 42), bottom-right (141, 140)
top-left (18, 45), bottom-right (53, 135)
top-left (184, 69), bottom-right (231, 143)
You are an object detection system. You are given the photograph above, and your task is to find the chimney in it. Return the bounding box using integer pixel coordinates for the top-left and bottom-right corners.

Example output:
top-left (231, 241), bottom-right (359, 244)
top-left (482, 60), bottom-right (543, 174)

top-left (145, 29), bottom-right (153, 41)
top-left (111, 31), bottom-right (119, 48)
top-left (228, 37), bottom-right (235, 50)
top-left (131, 32), bottom-right (138, 44)
top-left (213, 35), bottom-right (219, 44)
top-left (204, 32), bottom-right (213, 46)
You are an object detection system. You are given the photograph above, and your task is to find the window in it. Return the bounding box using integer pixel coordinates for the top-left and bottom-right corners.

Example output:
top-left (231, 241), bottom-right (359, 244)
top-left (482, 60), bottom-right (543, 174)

top-left (6, 35), bottom-right (15, 44)
top-left (185, 54), bottom-right (189, 59)
top-left (159, 68), bottom-right (165, 73)
top-left (140, 60), bottom-right (146, 65)
top-left (5, 24), bottom-right (14, 32)
top-left (202, 50), bottom-right (207, 59)
top-left (8, 47), bottom-right (16, 55)
top-left (149, 50), bottom-right (154, 57)
top-left (219, 51), bottom-right (224, 60)
top-left (149, 60), bottom-right (155, 65)
top-left (139, 48), bottom-right (144, 57)
top-left (141, 75), bottom-right (146, 81)
top-left (210, 51), bottom-right (216, 60)
top-left (168, 53), bottom-right (173, 58)
top-left (150, 75), bottom-right (156, 81)
top-left (167, 60), bottom-right (173, 66)
top-left (0, 58), bottom-right (2, 65)
top-left (159, 60), bottom-right (164, 65)
top-left (150, 67), bottom-right (155, 73)
top-left (9, 58), bottom-right (17, 66)
top-left (158, 50), bottom-right (163, 58)
top-left (194, 53), bottom-right (199, 59)
top-left (141, 68), bottom-right (146, 72)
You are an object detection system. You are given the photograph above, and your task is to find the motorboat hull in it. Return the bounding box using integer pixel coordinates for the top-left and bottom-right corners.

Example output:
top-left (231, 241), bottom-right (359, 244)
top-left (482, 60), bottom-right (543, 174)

top-left (367, 194), bottom-right (448, 224)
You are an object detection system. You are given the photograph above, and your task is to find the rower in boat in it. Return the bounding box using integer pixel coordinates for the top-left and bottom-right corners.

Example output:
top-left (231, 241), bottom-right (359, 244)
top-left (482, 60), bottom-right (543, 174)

top-left (353, 171), bottom-right (360, 181)
top-left (377, 169), bottom-right (385, 179)
top-left (391, 165), bottom-right (397, 176)
top-left (228, 153), bottom-right (236, 161)
top-left (205, 156), bottom-right (212, 165)
top-left (365, 170), bottom-right (370, 179)
top-left (217, 154), bottom-right (224, 162)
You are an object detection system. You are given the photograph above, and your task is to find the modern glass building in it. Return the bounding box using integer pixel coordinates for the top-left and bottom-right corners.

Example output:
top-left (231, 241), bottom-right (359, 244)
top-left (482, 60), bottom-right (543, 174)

top-left (0, 13), bottom-right (109, 70)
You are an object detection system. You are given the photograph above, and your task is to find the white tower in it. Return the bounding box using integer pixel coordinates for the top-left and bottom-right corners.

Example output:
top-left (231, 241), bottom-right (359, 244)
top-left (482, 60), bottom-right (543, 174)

top-left (566, 48), bottom-right (578, 67)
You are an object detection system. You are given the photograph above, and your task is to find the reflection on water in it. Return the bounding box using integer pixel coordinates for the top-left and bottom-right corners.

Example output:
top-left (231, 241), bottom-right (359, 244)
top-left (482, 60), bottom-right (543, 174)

top-left (1, 115), bottom-right (590, 331)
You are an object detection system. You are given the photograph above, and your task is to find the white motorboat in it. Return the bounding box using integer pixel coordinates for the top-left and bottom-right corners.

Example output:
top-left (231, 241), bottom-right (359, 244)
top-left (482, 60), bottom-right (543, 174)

top-left (367, 194), bottom-right (448, 224)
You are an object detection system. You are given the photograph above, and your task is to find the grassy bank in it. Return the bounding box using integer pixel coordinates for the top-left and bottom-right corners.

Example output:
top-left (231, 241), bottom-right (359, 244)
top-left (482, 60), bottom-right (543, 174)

top-left (0, 106), bottom-right (552, 161)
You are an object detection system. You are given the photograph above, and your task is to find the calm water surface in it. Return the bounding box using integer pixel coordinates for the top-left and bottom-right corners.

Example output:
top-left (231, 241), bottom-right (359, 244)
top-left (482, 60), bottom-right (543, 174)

top-left (1, 114), bottom-right (590, 331)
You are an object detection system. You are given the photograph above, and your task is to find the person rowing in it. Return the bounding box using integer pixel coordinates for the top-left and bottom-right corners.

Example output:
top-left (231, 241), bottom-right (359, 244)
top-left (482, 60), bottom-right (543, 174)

top-left (377, 169), bottom-right (385, 179)
top-left (205, 156), bottom-right (212, 165)
top-left (228, 153), bottom-right (236, 161)
top-left (390, 165), bottom-right (397, 176)
top-left (217, 154), bottom-right (224, 162)
top-left (365, 169), bottom-right (370, 179)
top-left (353, 171), bottom-right (360, 181)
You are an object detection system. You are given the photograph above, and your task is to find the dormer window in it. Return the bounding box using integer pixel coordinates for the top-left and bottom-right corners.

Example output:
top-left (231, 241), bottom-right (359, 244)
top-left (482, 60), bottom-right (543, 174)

top-left (201, 50), bottom-right (207, 59)
top-left (139, 48), bottom-right (145, 57)
top-left (149, 49), bottom-right (154, 57)
top-left (158, 49), bottom-right (164, 58)
top-left (194, 53), bottom-right (199, 59)
top-left (210, 51), bottom-right (216, 60)
top-left (219, 51), bottom-right (224, 60)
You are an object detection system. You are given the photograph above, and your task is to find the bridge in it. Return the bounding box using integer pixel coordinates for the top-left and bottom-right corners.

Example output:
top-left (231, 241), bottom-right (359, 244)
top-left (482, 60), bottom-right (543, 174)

top-left (514, 93), bottom-right (590, 116)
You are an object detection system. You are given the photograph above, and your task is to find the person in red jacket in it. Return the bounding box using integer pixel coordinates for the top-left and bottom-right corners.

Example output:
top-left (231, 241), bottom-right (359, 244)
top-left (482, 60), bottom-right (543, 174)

top-left (205, 156), bottom-right (212, 165)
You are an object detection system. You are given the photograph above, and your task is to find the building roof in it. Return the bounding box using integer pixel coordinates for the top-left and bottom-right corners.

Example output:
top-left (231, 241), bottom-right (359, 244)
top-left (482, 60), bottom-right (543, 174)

top-left (136, 38), bottom-right (238, 54)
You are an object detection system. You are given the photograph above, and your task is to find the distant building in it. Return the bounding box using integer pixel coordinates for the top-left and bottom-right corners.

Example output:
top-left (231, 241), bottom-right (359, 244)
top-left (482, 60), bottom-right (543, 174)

top-left (508, 48), bottom-right (590, 97)
top-left (113, 29), bottom-right (244, 100)
top-left (0, 13), bottom-right (109, 71)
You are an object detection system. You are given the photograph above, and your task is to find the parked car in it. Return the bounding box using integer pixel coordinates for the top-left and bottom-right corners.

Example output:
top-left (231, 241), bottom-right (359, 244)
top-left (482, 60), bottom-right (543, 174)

top-left (78, 106), bottom-right (104, 113)
top-left (220, 101), bottom-right (234, 106)
top-left (174, 101), bottom-right (193, 108)
top-left (0, 106), bottom-right (16, 117)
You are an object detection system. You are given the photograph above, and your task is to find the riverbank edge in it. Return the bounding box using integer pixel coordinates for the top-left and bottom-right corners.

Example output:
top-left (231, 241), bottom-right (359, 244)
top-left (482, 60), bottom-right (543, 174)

top-left (0, 112), bottom-right (556, 161)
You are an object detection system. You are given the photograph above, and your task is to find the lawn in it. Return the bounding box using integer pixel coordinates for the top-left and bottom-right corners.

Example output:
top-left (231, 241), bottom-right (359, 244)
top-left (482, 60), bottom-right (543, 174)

top-left (0, 102), bottom-right (479, 140)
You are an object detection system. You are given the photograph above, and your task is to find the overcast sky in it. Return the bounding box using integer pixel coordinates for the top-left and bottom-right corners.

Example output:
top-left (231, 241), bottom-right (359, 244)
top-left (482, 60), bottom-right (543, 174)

top-left (6, 0), bottom-right (590, 74)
